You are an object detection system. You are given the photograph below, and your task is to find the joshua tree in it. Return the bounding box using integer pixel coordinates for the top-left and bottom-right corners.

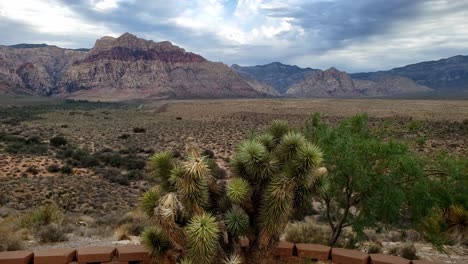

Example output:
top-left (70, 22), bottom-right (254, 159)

top-left (140, 120), bottom-right (326, 263)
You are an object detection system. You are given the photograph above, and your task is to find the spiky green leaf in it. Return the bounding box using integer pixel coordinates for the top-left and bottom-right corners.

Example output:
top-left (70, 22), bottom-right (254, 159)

top-left (186, 213), bottom-right (220, 263)
top-left (141, 226), bottom-right (172, 258)
top-left (140, 189), bottom-right (161, 218)
top-left (225, 207), bottom-right (249, 238)
top-left (232, 140), bottom-right (277, 182)
top-left (226, 178), bottom-right (250, 204)
top-left (268, 120), bottom-right (290, 143)
top-left (260, 174), bottom-right (294, 236)
top-left (148, 151), bottom-right (174, 192)
top-left (277, 131), bottom-right (307, 163)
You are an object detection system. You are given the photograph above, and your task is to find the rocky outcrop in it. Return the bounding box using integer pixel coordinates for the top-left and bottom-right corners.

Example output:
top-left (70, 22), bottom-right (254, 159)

top-left (0, 33), bottom-right (276, 100)
top-left (60, 33), bottom-right (270, 100)
top-left (0, 45), bottom-right (86, 95)
top-left (287, 68), bottom-right (431, 98)
top-left (232, 62), bottom-right (318, 94)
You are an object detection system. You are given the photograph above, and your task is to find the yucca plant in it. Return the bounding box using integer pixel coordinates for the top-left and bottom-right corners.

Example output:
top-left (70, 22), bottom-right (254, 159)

top-left (141, 120), bottom-right (325, 263)
top-left (142, 226), bottom-right (172, 258)
top-left (185, 213), bottom-right (220, 263)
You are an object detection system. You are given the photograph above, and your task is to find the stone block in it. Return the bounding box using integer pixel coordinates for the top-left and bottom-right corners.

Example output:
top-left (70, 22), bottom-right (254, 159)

top-left (34, 248), bottom-right (75, 264)
top-left (77, 246), bottom-right (116, 263)
top-left (370, 254), bottom-right (411, 264)
top-left (331, 248), bottom-right (369, 264)
top-left (116, 245), bottom-right (149, 262)
top-left (274, 241), bottom-right (295, 257)
top-left (0, 250), bottom-right (33, 264)
top-left (296, 243), bottom-right (331, 260)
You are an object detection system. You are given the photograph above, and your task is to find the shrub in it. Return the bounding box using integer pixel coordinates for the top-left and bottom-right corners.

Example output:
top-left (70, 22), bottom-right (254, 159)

top-left (0, 225), bottom-right (23, 252)
top-left (388, 246), bottom-right (399, 256)
top-left (118, 134), bottom-right (131, 140)
top-left (133, 127), bottom-right (146, 133)
top-left (406, 120), bottom-right (424, 133)
top-left (46, 164), bottom-right (61, 173)
top-left (60, 165), bottom-right (73, 174)
top-left (201, 149), bottom-right (215, 159)
top-left (285, 219), bottom-right (329, 245)
top-left (399, 243), bottom-right (418, 260)
top-left (34, 224), bottom-right (68, 243)
top-left (50, 136), bottom-right (67, 147)
top-left (26, 166), bottom-right (39, 175)
top-left (18, 205), bottom-right (64, 230)
top-left (366, 242), bottom-right (382, 254)
top-left (101, 168), bottom-right (129, 185)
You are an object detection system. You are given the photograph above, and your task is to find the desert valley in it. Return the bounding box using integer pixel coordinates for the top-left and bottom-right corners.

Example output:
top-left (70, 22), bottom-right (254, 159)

top-left (0, 18), bottom-right (467, 264)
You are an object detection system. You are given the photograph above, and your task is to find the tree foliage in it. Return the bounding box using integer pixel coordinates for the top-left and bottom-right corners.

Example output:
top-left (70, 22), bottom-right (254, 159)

top-left (307, 113), bottom-right (468, 246)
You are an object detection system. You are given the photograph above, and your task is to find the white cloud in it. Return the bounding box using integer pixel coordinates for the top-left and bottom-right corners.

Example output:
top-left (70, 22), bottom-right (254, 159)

top-left (0, 0), bottom-right (467, 71)
top-left (0, 0), bottom-right (114, 37)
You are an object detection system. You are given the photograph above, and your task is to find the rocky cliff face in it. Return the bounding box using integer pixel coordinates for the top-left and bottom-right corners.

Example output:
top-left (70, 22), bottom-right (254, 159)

top-left (0, 33), bottom-right (274, 100)
top-left (0, 45), bottom-right (86, 95)
top-left (232, 62), bottom-right (318, 94)
top-left (287, 68), bottom-right (431, 97)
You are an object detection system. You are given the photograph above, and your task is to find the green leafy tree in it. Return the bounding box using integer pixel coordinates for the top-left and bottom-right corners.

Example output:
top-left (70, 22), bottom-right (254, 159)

top-left (307, 114), bottom-right (467, 246)
top-left (141, 121), bottom-right (326, 263)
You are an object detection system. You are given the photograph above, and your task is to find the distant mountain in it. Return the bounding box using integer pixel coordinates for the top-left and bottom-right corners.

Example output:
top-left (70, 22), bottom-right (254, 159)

top-left (1, 34), bottom-right (466, 100)
top-left (9, 43), bottom-right (50, 49)
top-left (286, 68), bottom-right (431, 98)
top-left (0, 33), bottom-right (276, 100)
top-left (352, 55), bottom-right (468, 92)
top-left (231, 62), bottom-right (319, 94)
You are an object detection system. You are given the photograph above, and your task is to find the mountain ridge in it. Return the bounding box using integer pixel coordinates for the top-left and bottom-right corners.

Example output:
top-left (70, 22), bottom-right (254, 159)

top-left (1, 33), bottom-right (466, 100)
top-left (0, 33), bottom-right (275, 100)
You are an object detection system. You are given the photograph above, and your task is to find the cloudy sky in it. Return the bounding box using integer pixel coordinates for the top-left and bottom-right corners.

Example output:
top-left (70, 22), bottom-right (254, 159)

top-left (0, 0), bottom-right (467, 72)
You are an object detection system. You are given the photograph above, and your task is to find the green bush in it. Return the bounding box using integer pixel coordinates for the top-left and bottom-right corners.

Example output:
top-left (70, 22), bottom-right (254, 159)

top-left (133, 127), bottom-right (146, 133)
top-left (0, 225), bottom-right (23, 252)
top-left (366, 243), bottom-right (382, 254)
top-left (60, 165), bottom-right (73, 174)
top-left (399, 243), bottom-right (418, 260)
top-left (50, 136), bottom-right (67, 147)
top-left (285, 219), bottom-right (329, 245)
top-left (46, 164), bottom-right (61, 173)
top-left (34, 224), bottom-right (68, 243)
top-left (18, 205), bottom-right (64, 230)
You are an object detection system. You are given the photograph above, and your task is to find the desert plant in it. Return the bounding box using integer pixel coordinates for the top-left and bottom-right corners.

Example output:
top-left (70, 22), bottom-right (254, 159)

top-left (46, 164), bottom-right (61, 173)
top-left (34, 224), bottom-right (69, 243)
top-left (142, 120), bottom-right (326, 263)
top-left (133, 127), bottom-right (146, 133)
top-left (142, 226), bottom-right (172, 258)
top-left (141, 189), bottom-right (161, 217)
top-left (18, 204), bottom-right (64, 230)
top-left (285, 219), bottom-right (329, 245)
top-left (399, 243), bottom-right (418, 260)
top-left (366, 242), bottom-right (382, 254)
top-left (308, 114), bottom-right (453, 246)
top-left (0, 224), bottom-right (23, 251)
top-left (50, 136), bottom-right (67, 147)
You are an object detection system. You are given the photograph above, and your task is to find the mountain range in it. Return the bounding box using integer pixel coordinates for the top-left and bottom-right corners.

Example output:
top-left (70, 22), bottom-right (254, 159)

top-left (0, 33), bottom-right (467, 100)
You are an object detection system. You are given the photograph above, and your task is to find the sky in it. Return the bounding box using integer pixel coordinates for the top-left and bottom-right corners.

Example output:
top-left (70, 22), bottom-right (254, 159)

top-left (0, 0), bottom-right (467, 72)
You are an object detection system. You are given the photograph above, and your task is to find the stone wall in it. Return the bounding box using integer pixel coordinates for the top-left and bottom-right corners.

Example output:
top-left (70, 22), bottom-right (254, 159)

top-left (274, 241), bottom-right (435, 264)
top-left (0, 242), bottom-right (436, 263)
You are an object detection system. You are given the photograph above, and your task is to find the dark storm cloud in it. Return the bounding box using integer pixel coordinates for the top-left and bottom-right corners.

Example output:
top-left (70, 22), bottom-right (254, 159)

top-left (1, 0), bottom-right (467, 71)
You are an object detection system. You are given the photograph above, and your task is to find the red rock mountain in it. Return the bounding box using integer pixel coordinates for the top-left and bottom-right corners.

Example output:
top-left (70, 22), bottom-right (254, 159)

top-left (0, 33), bottom-right (275, 100)
top-left (286, 67), bottom-right (432, 97)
